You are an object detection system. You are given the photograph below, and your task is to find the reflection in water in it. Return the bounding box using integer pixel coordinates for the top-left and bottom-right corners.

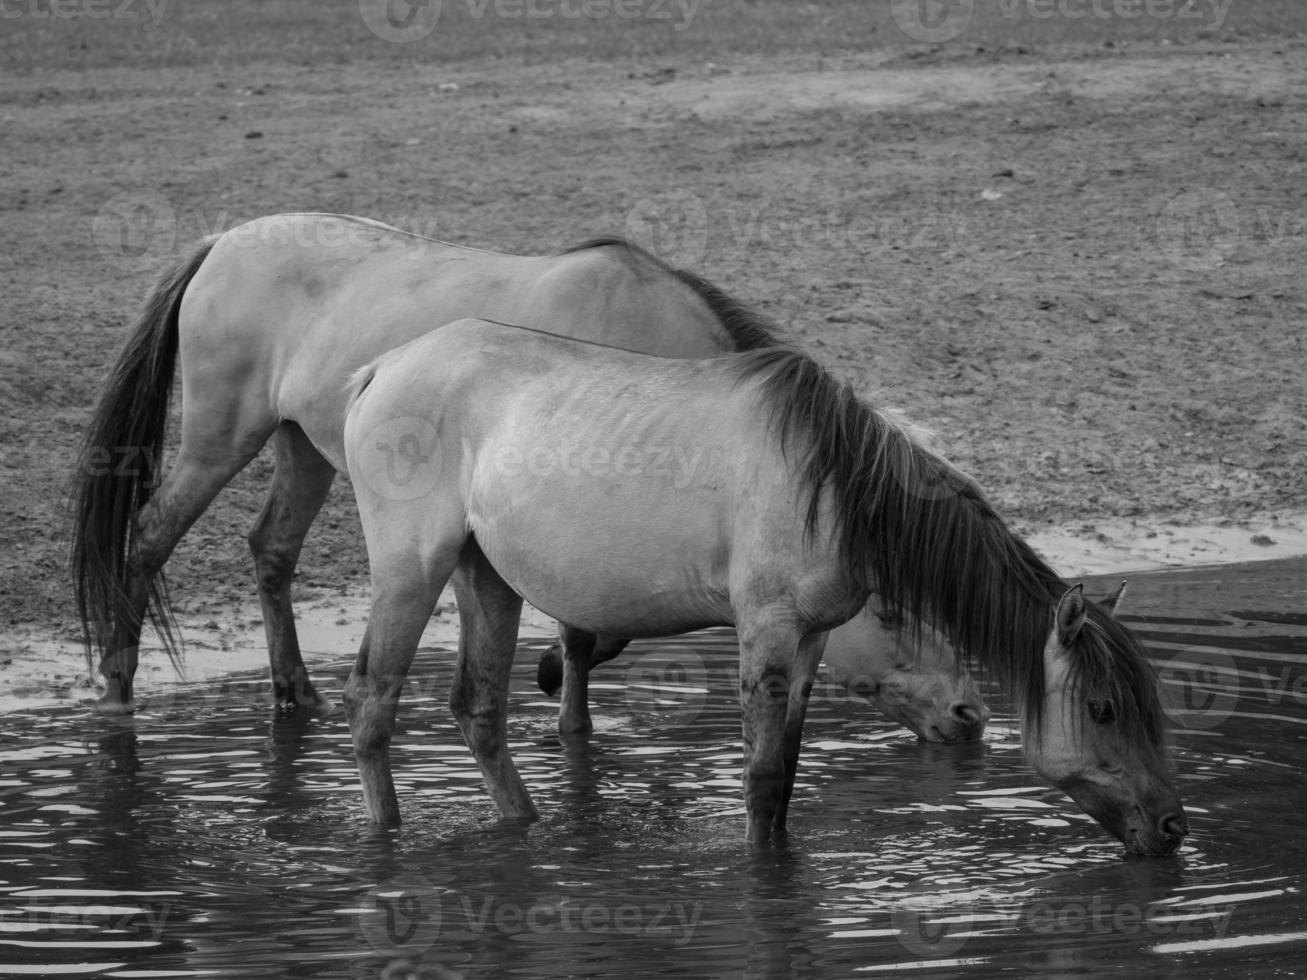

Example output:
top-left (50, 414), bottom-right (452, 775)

top-left (0, 585), bottom-right (1306, 976)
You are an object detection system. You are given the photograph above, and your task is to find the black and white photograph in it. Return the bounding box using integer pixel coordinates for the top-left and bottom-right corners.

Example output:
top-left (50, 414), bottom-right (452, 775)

top-left (2, 1), bottom-right (1305, 976)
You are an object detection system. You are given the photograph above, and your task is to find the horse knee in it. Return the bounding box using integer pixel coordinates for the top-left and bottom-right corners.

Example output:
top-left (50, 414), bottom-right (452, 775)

top-left (449, 693), bottom-right (503, 752)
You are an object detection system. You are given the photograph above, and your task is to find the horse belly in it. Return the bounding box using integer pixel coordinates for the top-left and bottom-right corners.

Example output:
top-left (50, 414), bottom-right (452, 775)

top-left (467, 462), bottom-right (732, 637)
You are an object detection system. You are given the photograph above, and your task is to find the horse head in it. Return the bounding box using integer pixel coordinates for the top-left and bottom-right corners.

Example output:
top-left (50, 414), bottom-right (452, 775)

top-left (822, 605), bottom-right (989, 743)
top-left (1024, 584), bottom-right (1188, 856)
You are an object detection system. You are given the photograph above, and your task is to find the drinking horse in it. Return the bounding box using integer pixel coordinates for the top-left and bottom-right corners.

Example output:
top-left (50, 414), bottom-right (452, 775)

top-left (70, 212), bottom-right (983, 740)
top-left (341, 319), bottom-right (1187, 855)
top-left (537, 605), bottom-right (990, 742)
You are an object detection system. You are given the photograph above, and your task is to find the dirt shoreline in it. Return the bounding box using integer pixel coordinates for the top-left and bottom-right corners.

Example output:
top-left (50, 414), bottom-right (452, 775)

top-left (3, 508), bottom-right (1304, 716)
top-left (4, 19), bottom-right (1305, 714)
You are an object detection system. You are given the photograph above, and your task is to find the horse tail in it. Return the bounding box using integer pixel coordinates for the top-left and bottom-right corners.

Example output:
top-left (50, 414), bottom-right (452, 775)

top-left (70, 236), bottom-right (217, 672)
top-left (536, 640), bottom-right (565, 696)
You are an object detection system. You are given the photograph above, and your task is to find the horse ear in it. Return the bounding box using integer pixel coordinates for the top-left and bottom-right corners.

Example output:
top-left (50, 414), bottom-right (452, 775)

top-left (1098, 580), bottom-right (1127, 617)
top-left (1056, 585), bottom-right (1087, 647)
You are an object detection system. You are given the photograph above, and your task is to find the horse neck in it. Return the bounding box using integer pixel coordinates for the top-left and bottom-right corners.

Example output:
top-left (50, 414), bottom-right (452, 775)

top-left (856, 459), bottom-right (1064, 710)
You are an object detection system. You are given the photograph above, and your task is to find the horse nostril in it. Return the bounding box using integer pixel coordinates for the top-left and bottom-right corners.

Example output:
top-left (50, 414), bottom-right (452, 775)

top-left (1160, 813), bottom-right (1189, 839)
top-left (953, 703), bottom-right (982, 727)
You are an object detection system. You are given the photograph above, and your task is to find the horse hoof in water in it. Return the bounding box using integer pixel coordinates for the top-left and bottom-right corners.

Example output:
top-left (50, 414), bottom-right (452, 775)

top-left (274, 694), bottom-right (336, 714)
top-left (92, 694), bottom-right (135, 716)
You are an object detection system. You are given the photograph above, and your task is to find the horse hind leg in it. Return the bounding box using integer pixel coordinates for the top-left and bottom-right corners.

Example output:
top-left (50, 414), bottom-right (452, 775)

top-left (100, 447), bottom-right (261, 712)
top-left (539, 627), bottom-right (632, 736)
top-left (556, 625), bottom-right (599, 736)
top-left (247, 423), bottom-right (336, 711)
top-left (450, 539), bottom-right (536, 821)
top-left (344, 549), bottom-right (453, 825)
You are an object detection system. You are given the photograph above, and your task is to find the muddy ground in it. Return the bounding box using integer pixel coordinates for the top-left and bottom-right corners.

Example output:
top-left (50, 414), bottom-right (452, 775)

top-left (1, 3), bottom-right (1305, 703)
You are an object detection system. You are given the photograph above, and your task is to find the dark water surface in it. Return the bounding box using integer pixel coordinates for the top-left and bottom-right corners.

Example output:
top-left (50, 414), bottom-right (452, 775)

top-left (1, 561), bottom-right (1305, 978)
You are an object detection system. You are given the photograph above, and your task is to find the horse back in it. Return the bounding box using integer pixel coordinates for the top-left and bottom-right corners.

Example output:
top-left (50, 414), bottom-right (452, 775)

top-left (176, 214), bottom-right (729, 469)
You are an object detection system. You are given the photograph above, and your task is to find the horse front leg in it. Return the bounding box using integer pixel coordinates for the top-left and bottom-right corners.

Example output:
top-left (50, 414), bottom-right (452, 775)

top-left (736, 619), bottom-right (804, 844)
top-left (450, 541), bottom-right (536, 821)
top-left (773, 631), bottom-right (828, 836)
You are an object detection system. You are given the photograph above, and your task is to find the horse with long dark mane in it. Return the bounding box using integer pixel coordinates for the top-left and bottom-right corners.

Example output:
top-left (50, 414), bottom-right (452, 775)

top-left (69, 212), bottom-right (983, 740)
top-left (342, 319), bottom-right (1186, 856)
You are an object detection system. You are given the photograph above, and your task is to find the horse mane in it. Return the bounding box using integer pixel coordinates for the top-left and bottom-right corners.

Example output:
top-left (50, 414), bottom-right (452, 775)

top-left (730, 346), bottom-right (1167, 750)
top-left (558, 237), bottom-right (781, 353)
top-left (667, 267), bottom-right (779, 352)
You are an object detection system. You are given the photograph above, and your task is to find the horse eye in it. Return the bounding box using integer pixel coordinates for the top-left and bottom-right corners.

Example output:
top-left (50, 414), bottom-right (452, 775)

top-left (1087, 699), bottom-right (1115, 724)
top-left (874, 611), bottom-right (902, 630)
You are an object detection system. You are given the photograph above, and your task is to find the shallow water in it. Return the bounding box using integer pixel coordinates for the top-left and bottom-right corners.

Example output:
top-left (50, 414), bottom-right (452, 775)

top-left (1, 562), bottom-right (1305, 978)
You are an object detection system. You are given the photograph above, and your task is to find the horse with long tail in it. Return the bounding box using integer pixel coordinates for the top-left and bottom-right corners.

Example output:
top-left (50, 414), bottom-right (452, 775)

top-left (342, 319), bottom-right (1186, 855)
top-left (70, 212), bottom-right (983, 741)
